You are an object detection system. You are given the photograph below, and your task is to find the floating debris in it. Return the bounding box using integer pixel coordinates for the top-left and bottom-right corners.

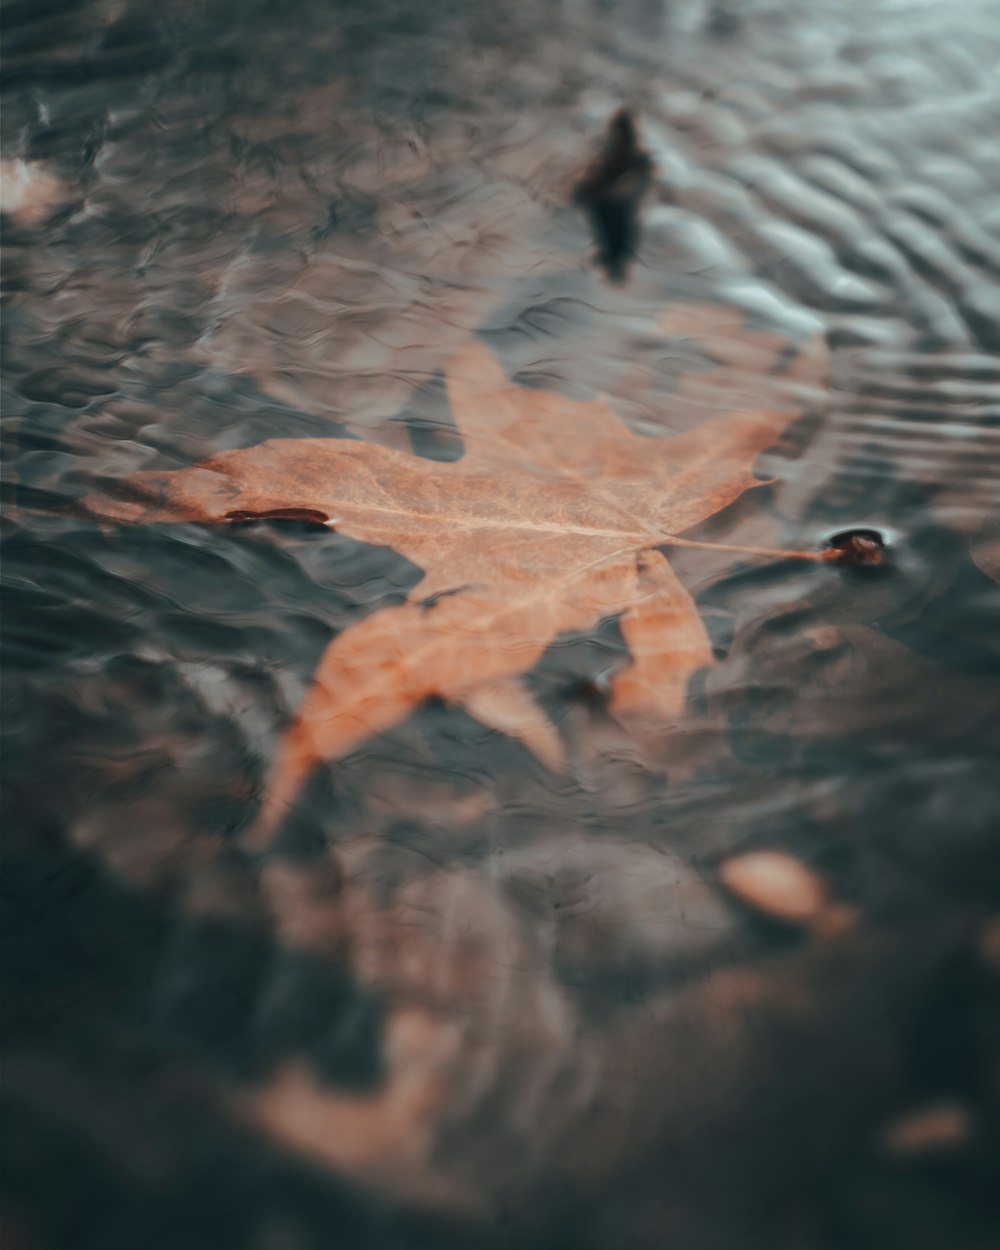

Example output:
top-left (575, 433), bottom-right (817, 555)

top-left (573, 108), bottom-right (653, 283)
top-left (826, 528), bottom-right (886, 566)
top-left (979, 917), bottom-right (1000, 968)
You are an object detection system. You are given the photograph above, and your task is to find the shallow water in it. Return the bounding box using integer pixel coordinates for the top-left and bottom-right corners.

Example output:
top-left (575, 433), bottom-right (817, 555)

top-left (3, 1), bottom-right (1000, 1247)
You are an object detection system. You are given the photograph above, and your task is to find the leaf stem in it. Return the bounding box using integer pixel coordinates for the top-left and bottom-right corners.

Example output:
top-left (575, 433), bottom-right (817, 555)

top-left (658, 534), bottom-right (832, 562)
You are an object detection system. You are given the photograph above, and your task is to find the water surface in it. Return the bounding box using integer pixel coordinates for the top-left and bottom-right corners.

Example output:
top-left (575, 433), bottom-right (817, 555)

top-left (3, 1), bottom-right (1000, 1247)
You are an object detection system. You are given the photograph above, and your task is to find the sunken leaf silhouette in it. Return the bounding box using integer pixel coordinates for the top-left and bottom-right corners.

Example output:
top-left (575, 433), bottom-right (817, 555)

top-left (85, 324), bottom-right (824, 834)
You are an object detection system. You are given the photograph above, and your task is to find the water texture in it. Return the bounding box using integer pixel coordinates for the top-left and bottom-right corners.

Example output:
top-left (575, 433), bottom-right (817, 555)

top-left (3, 1), bottom-right (1000, 1247)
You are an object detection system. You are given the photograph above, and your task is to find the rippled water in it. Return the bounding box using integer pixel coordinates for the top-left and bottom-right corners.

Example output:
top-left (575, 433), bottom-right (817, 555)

top-left (3, 1), bottom-right (1000, 1247)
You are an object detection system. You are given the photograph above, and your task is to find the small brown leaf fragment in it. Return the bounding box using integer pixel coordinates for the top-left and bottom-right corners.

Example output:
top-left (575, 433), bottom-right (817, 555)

top-left (979, 916), bottom-right (1000, 969)
top-left (878, 1101), bottom-right (974, 1157)
top-left (719, 851), bottom-right (829, 927)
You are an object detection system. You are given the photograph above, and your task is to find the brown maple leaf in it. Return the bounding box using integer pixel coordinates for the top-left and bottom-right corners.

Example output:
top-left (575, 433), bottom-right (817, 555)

top-left (84, 323), bottom-right (827, 839)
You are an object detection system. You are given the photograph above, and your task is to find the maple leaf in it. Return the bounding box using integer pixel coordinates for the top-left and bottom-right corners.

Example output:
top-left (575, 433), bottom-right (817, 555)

top-left (84, 321), bottom-right (826, 838)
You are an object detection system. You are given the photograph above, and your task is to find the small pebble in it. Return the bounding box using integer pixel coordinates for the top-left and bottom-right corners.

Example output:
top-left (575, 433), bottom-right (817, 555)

top-left (0, 159), bottom-right (69, 226)
top-left (827, 528), bottom-right (885, 566)
top-left (805, 625), bottom-right (841, 652)
top-left (719, 851), bottom-right (828, 926)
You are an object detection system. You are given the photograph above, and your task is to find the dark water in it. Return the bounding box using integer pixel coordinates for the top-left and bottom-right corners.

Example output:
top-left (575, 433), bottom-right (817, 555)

top-left (3, 0), bottom-right (1000, 1246)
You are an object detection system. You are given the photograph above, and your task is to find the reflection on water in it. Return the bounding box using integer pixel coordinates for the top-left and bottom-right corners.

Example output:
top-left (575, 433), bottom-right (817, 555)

top-left (3, 0), bottom-right (1000, 1247)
